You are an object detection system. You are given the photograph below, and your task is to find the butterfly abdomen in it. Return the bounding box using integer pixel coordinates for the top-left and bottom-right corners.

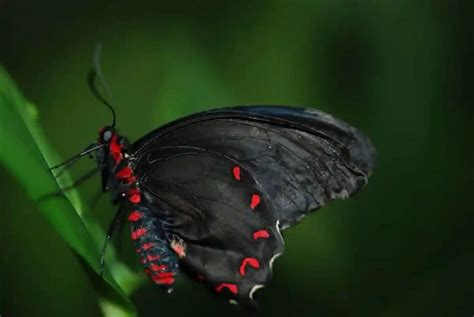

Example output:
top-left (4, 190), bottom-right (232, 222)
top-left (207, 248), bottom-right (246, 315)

top-left (128, 204), bottom-right (179, 289)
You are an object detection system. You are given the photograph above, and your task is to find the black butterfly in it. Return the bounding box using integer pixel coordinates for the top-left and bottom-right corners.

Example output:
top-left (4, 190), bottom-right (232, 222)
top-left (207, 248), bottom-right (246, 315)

top-left (52, 70), bottom-right (376, 308)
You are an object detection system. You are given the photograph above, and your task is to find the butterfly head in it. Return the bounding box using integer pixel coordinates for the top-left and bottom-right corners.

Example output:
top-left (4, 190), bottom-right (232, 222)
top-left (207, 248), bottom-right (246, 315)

top-left (98, 126), bottom-right (115, 144)
top-left (98, 126), bottom-right (130, 150)
top-left (96, 126), bottom-right (130, 161)
top-left (94, 126), bottom-right (131, 193)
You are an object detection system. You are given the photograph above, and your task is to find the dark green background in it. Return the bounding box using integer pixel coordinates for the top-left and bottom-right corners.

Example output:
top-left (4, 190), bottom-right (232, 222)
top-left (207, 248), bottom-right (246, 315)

top-left (1, 1), bottom-right (473, 316)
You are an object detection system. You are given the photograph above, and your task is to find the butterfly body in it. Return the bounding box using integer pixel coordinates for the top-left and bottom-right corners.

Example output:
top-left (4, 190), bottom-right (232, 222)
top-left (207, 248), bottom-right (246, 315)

top-left (88, 105), bottom-right (375, 307)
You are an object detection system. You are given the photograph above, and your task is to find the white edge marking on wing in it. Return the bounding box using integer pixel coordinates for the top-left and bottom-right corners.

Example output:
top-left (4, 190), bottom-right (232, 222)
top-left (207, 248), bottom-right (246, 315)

top-left (270, 220), bottom-right (284, 271)
top-left (275, 220), bottom-right (284, 245)
top-left (249, 284), bottom-right (265, 300)
top-left (269, 252), bottom-right (282, 271)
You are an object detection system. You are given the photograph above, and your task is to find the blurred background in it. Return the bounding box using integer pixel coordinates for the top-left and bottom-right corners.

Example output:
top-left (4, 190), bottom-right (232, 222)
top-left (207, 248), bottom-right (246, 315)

top-left (0, 1), bottom-right (473, 316)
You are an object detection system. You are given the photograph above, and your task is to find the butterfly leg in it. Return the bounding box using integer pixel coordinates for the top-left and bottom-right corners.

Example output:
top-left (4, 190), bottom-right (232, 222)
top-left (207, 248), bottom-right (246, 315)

top-left (38, 168), bottom-right (98, 202)
top-left (59, 168), bottom-right (98, 192)
top-left (99, 206), bottom-right (125, 276)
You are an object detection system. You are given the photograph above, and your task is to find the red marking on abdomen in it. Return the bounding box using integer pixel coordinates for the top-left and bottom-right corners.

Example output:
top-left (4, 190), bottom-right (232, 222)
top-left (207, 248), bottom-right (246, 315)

top-left (253, 230), bottom-right (270, 240)
top-left (239, 257), bottom-right (260, 276)
top-left (115, 166), bottom-right (132, 179)
top-left (131, 227), bottom-right (147, 240)
top-left (125, 176), bottom-right (137, 184)
top-left (250, 194), bottom-right (261, 210)
top-left (128, 210), bottom-right (141, 222)
top-left (215, 283), bottom-right (238, 294)
top-left (128, 188), bottom-right (141, 203)
top-left (156, 272), bottom-right (174, 278)
top-left (109, 134), bottom-right (123, 163)
top-left (116, 166), bottom-right (137, 184)
top-left (232, 166), bottom-right (241, 181)
top-left (147, 254), bottom-right (160, 262)
top-left (142, 242), bottom-right (154, 251)
top-left (151, 263), bottom-right (166, 271)
top-left (152, 276), bottom-right (175, 285)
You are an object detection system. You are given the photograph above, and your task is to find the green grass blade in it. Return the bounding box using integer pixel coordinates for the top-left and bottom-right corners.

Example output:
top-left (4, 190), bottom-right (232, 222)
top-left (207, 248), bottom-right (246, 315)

top-left (0, 66), bottom-right (136, 316)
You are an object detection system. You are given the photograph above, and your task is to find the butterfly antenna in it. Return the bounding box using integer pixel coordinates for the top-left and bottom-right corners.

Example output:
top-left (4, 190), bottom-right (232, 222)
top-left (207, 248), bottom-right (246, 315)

top-left (88, 43), bottom-right (117, 128)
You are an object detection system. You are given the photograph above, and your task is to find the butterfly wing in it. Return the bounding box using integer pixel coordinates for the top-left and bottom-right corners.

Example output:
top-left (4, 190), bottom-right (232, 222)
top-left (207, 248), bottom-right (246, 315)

top-left (131, 106), bottom-right (376, 305)
top-left (133, 106), bottom-right (376, 227)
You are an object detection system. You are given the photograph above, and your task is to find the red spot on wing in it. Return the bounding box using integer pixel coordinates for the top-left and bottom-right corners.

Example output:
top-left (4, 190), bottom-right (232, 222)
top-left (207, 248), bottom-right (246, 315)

top-left (142, 242), bottom-right (154, 251)
top-left (128, 210), bottom-right (141, 222)
top-left (170, 238), bottom-right (186, 258)
top-left (131, 227), bottom-right (147, 240)
top-left (215, 283), bottom-right (238, 294)
top-left (171, 244), bottom-right (185, 258)
top-left (250, 194), bottom-right (261, 210)
top-left (239, 257), bottom-right (260, 276)
top-left (128, 188), bottom-right (141, 203)
top-left (232, 166), bottom-right (241, 181)
top-left (253, 230), bottom-right (270, 240)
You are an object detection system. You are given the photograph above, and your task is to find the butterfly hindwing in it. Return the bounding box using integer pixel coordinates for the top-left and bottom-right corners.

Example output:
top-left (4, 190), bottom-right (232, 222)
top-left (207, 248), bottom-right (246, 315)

top-left (139, 147), bottom-right (284, 305)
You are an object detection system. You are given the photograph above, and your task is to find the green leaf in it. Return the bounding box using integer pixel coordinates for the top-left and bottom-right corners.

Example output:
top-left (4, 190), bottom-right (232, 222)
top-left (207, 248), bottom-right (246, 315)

top-left (0, 66), bottom-right (136, 317)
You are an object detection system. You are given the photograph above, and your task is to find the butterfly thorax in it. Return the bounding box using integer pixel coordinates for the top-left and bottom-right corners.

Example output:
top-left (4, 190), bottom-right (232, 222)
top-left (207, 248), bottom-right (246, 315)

top-left (96, 128), bottom-right (137, 202)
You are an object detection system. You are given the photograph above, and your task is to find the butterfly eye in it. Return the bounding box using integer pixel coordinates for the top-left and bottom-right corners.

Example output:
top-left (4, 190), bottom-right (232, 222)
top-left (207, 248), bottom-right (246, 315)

top-left (103, 130), bottom-right (113, 142)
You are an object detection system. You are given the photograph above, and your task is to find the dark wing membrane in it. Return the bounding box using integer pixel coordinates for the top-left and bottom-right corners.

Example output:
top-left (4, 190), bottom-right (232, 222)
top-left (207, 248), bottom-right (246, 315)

top-left (132, 106), bottom-right (376, 229)
top-left (139, 147), bottom-right (284, 306)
